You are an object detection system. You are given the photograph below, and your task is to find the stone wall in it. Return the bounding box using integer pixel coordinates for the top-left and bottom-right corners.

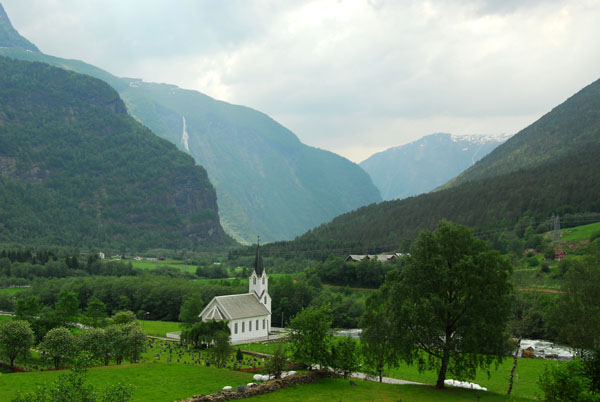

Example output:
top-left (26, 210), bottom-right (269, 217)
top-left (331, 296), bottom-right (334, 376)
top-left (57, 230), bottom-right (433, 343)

top-left (178, 371), bottom-right (333, 402)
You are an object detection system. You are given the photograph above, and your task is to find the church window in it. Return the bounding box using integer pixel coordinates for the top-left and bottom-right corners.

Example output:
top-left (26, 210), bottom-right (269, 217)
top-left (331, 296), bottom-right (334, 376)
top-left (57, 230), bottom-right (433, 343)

top-left (249, 320), bottom-right (252, 331)
top-left (256, 319), bottom-right (259, 330)
top-left (253, 277), bottom-right (256, 285)
top-left (234, 323), bottom-right (238, 334)
top-left (242, 322), bottom-right (245, 333)
top-left (262, 319), bottom-right (265, 329)
top-left (264, 296), bottom-right (267, 304)
top-left (262, 276), bottom-right (265, 284)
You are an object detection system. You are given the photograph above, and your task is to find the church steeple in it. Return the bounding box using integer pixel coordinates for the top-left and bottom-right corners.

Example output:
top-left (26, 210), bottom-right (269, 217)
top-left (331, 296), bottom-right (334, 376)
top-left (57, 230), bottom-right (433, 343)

top-left (253, 236), bottom-right (264, 277)
top-left (249, 236), bottom-right (270, 313)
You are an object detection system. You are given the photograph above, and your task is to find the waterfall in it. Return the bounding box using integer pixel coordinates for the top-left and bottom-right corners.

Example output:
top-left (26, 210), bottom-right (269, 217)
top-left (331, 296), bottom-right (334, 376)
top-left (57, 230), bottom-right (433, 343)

top-left (181, 116), bottom-right (190, 153)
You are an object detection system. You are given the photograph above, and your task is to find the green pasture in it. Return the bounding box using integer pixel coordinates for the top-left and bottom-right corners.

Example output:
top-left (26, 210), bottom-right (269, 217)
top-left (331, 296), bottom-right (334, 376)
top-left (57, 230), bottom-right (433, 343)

top-left (0, 332), bottom-right (559, 402)
top-left (0, 288), bottom-right (26, 296)
top-left (138, 320), bottom-right (181, 338)
top-left (560, 221), bottom-right (600, 242)
top-left (129, 259), bottom-right (197, 273)
top-left (0, 362), bottom-right (255, 402)
top-left (241, 340), bottom-right (559, 401)
top-left (511, 266), bottom-right (562, 290)
top-left (387, 356), bottom-right (560, 400)
top-left (247, 378), bottom-right (531, 401)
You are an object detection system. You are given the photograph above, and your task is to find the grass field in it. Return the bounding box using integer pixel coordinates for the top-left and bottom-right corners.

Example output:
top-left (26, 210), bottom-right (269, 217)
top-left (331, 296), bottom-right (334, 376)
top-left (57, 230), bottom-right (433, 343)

top-left (247, 378), bottom-right (532, 401)
top-left (0, 362), bottom-right (255, 402)
top-left (129, 259), bottom-right (197, 273)
top-left (0, 333), bottom-right (557, 402)
top-left (240, 340), bottom-right (559, 401)
top-left (561, 221), bottom-right (600, 242)
top-left (0, 288), bottom-right (26, 296)
top-left (511, 266), bottom-right (562, 290)
top-left (138, 320), bottom-right (181, 337)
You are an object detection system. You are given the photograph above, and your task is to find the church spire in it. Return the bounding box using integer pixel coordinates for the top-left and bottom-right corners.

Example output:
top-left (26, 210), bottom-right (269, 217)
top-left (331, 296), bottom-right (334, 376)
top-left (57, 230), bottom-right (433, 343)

top-left (253, 236), bottom-right (264, 276)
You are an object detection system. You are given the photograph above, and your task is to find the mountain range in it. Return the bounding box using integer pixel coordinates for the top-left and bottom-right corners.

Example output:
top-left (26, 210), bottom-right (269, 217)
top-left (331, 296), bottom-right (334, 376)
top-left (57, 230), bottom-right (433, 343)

top-left (258, 77), bottom-right (600, 258)
top-left (360, 133), bottom-right (508, 201)
top-left (0, 3), bottom-right (381, 244)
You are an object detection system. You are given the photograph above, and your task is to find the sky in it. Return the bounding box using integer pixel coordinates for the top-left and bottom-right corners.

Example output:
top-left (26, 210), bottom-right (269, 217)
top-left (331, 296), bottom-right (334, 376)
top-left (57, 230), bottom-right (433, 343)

top-left (3, 0), bottom-right (600, 163)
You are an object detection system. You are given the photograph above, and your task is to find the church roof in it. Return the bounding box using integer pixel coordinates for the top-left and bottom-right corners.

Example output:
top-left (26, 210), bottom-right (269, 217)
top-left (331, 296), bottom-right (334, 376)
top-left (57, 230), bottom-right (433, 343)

top-left (253, 242), bottom-right (264, 276)
top-left (200, 293), bottom-right (269, 321)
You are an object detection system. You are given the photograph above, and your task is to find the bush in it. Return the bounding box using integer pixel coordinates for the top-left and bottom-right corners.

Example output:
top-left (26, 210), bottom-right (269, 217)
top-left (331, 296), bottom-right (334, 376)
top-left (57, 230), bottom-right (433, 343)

top-left (540, 261), bottom-right (551, 273)
top-left (537, 359), bottom-right (598, 401)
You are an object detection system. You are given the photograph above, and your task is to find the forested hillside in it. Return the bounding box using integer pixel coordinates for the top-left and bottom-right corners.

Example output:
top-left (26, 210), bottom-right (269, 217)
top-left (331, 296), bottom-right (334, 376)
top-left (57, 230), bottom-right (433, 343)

top-left (0, 56), bottom-right (229, 250)
top-left (444, 77), bottom-right (600, 188)
top-left (360, 133), bottom-right (506, 200)
top-left (0, 7), bottom-right (381, 243)
top-left (249, 79), bottom-right (600, 259)
top-left (255, 144), bottom-right (600, 259)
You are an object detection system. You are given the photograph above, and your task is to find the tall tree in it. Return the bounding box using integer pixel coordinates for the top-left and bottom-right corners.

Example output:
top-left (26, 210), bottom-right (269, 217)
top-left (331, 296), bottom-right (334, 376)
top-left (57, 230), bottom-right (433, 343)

top-left (55, 290), bottom-right (80, 325)
top-left (288, 305), bottom-right (333, 370)
top-left (211, 331), bottom-right (233, 368)
top-left (0, 319), bottom-right (34, 367)
top-left (40, 327), bottom-right (76, 369)
top-left (86, 297), bottom-right (106, 328)
top-left (332, 336), bottom-right (360, 379)
top-left (552, 257), bottom-right (600, 354)
top-left (389, 220), bottom-right (513, 388)
top-left (360, 284), bottom-right (402, 382)
top-left (78, 328), bottom-right (111, 365)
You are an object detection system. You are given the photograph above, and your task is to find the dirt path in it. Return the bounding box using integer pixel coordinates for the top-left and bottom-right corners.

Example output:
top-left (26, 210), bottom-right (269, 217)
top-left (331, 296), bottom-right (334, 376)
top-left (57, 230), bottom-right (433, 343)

top-left (518, 288), bottom-right (564, 294)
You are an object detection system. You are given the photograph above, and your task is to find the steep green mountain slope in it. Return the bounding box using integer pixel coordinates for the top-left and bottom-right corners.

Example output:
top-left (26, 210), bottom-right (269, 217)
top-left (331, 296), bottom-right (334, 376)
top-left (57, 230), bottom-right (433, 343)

top-left (360, 133), bottom-right (507, 200)
top-left (0, 3), bottom-right (38, 52)
top-left (0, 6), bottom-right (381, 243)
top-left (254, 79), bottom-right (600, 258)
top-left (0, 56), bottom-right (229, 249)
top-left (444, 78), bottom-right (600, 188)
top-left (261, 144), bottom-right (600, 258)
top-left (118, 82), bottom-right (381, 243)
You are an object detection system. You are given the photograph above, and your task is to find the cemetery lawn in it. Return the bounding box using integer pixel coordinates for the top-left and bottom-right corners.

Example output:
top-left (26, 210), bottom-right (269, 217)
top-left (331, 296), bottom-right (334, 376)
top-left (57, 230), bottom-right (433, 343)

top-left (246, 377), bottom-right (532, 401)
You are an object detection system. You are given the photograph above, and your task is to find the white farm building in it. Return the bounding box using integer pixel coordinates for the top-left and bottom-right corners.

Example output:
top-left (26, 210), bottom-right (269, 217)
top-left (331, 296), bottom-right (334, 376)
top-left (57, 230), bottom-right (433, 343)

top-left (199, 243), bottom-right (271, 343)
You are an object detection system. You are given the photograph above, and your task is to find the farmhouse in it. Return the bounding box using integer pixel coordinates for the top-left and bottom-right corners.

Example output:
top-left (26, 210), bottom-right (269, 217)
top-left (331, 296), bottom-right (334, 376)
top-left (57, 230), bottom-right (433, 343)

top-left (199, 243), bottom-right (271, 343)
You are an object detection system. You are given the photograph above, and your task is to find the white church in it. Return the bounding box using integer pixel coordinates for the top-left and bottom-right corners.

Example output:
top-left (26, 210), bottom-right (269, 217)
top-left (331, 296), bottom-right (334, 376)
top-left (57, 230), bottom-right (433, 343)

top-left (198, 243), bottom-right (271, 343)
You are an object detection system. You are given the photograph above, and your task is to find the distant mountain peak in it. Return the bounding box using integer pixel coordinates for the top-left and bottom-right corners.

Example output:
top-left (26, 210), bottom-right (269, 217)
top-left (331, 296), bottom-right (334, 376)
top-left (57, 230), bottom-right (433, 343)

top-left (360, 133), bottom-right (507, 201)
top-left (0, 2), bottom-right (39, 52)
top-left (450, 133), bottom-right (513, 144)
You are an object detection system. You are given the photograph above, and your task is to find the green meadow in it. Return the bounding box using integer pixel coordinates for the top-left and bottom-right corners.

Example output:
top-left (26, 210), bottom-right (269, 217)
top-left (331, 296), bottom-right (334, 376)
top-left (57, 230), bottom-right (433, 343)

top-left (0, 287), bottom-right (27, 296)
top-left (0, 328), bottom-right (562, 402)
top-left (240, 340), bottom-right (559, 401)
top-left (138, 320), bottom-right (181, 337)
top-left (129, 259), bottom-right (197, 273)
top-left (560, 221), bottom-right (600, 243)
top-left (0, 362), bottom-right (255, 402)
top-left (246, 378), bottom-right (532, 402)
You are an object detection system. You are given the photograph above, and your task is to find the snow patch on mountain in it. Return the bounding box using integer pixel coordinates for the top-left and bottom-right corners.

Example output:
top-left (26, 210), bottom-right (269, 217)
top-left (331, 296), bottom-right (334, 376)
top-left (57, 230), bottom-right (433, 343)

top-left (451, 133), bottom-right (513, 144)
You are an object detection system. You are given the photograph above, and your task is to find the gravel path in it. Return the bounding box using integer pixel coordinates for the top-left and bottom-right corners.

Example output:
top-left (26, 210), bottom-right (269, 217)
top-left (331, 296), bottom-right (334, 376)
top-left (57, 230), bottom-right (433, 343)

top-left (350, 372), bottom-right (424, 385)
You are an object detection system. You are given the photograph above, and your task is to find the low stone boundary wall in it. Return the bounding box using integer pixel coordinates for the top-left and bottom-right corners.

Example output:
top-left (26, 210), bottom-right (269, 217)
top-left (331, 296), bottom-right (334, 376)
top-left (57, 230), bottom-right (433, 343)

top-left (179, 371), bottom-right (333, 401)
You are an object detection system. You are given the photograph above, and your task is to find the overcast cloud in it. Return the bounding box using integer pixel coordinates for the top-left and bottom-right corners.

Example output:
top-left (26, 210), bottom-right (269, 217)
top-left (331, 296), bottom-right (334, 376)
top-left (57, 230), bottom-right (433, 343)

top-left (3, 0), bottom-right (600, 162)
